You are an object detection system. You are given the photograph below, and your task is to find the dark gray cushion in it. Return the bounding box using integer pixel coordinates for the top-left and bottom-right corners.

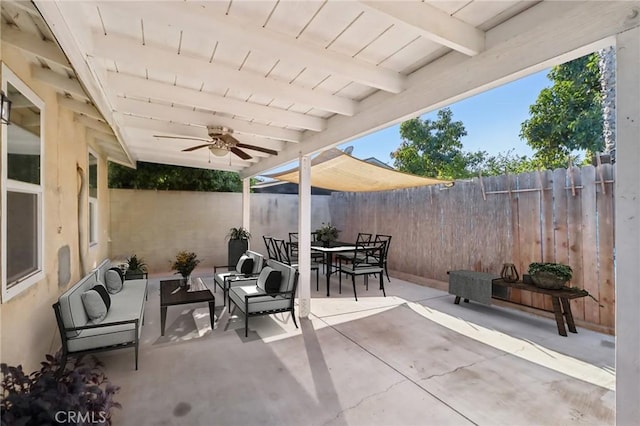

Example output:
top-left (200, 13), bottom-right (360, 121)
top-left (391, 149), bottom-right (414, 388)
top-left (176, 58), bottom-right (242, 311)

top-left (81, 289), bottom-right (108, 323)
top-left (105, 269), bottom-right (123, 294)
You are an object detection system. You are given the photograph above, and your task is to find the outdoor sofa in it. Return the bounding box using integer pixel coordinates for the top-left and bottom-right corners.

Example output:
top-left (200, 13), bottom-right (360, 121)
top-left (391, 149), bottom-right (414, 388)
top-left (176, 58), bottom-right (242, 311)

top-left (52, 259), bottom-right (147, 370)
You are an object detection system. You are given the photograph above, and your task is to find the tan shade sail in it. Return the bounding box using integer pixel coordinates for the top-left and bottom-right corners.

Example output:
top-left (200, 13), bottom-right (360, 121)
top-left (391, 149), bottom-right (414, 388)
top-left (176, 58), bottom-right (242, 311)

top-left (262, 149), bottom-right (450, 192)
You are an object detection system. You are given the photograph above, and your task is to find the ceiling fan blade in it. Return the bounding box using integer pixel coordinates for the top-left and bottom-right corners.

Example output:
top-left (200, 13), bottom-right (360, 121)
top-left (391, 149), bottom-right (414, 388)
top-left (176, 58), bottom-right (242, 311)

top-left (220, 133), bottom-right (241, 145)
top-left (235, 143), bottom-right (278, 156)
top-left (230, 146), bottom-right (252, 160)
top-left (182, 143), bottom-right (213, 152)
top-left (153, 135), bottom-right (210, 142)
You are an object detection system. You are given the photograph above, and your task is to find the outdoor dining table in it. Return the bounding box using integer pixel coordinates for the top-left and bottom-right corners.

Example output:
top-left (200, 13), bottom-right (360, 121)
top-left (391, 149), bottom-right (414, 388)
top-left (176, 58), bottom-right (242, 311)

top-left (311, 242), bottom-right (357, 296)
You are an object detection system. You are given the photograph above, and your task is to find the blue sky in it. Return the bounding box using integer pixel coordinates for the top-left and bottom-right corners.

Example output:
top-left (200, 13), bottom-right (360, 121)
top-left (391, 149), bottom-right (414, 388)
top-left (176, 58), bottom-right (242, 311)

top-left (262, 69), bottom-right (552, 175)
top-left (339, 69), bottom-right (552, 166)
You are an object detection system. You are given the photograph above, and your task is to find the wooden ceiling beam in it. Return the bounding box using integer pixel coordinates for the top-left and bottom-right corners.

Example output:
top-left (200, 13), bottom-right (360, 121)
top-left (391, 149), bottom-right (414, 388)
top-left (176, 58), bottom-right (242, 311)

top-left (114, 96), bottom-right (301, 143)
top-left (75, 114), bottom-right (113, 135)
top-left (2, 25), bottom-right (72, 70)
top-left (31, 66), bottom-right (88, 100)
top-left (360, 1), bottom-right (485, 56)
top-left (110, 2), bottom-right (405, 93)
top-left (107, 72), bottom-right (325, 131)
top-left (91, 33), bottom-right (356, 116)
top-left (57, 95), bottom-right (102, 120)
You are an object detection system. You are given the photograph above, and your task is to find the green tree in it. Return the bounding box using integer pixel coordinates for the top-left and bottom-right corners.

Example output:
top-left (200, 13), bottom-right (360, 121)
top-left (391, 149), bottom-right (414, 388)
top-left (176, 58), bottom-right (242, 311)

top-left (480, 149), bottom-right (538, 176)
top-left (520, 53), bottom-right (604, 169)
top-left (391, 108), bottom-right (487, 179)
top-left (108, 161), bottom-right (246, 192)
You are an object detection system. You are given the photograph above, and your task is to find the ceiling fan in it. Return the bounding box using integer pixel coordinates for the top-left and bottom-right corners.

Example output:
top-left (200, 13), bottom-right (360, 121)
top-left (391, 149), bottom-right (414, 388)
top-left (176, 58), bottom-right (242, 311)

top-left (153, 126), bottom-right (278, 160)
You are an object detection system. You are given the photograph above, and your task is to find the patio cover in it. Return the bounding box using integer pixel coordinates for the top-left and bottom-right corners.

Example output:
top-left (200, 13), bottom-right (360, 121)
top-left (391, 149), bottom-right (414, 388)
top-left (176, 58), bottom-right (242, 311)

top-left (262, 149), bottom-right (449, 192)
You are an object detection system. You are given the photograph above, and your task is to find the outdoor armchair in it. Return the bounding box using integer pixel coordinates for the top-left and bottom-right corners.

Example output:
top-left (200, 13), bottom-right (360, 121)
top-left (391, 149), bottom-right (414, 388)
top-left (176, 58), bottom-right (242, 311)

top-left (228, 259), bottom-right (299, 337)
top-left (214, 250), bottom-right (264, 306)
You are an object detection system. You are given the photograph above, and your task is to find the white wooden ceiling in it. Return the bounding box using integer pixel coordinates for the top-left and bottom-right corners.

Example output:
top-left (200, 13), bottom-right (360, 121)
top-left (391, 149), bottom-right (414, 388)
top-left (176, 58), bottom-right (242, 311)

top-left (3, 1), bottom-right (638, 176)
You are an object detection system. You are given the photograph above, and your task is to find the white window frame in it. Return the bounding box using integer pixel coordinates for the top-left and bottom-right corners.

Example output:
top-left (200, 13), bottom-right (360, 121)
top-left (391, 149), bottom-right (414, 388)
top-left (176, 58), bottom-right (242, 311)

top-left (1, 64), bottom-right (45, 302)
top-left (88, 149), bottom-right (98, 247)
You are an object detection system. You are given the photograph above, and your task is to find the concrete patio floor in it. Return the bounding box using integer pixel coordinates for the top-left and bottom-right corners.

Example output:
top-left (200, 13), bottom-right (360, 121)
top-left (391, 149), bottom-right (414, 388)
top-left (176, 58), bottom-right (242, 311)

top-left (101, 273), bottom-right (615, 426)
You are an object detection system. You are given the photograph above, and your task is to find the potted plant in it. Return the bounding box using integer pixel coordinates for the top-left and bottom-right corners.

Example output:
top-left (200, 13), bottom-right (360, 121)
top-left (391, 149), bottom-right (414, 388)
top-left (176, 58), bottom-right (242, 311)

top-left (171, 251), bottom-right (200, 287)
top-left (1, 352), bottom-right (121, 425)
top-left (227, 227), bottom-right (251, 267)
top-left (125, 254), bottom-right (147, 280)
top-left (315, 223), bottom-right (340, 247)
top-left (527, 262), bottom-right (573, 289)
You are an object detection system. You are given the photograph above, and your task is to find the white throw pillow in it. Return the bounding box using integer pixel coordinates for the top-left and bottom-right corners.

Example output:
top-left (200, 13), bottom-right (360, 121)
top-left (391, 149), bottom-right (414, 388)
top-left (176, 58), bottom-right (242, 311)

top-left (105, 269), bottom-right (123, 294)
top-left (81, 289), bottom-right (108, 323)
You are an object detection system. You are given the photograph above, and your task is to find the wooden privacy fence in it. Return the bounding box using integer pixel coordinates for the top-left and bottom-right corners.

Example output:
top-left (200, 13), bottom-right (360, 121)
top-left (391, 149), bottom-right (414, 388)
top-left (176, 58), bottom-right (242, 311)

top-left (329, 164), bottom-right (615, 332)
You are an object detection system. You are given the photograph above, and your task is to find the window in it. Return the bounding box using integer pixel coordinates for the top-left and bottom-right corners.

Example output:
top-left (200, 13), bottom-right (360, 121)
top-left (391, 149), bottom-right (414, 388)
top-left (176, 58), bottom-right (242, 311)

top-left (2, 65), bottom-right (45, 301)
top-left (88, 151), bottom-right (98, 245)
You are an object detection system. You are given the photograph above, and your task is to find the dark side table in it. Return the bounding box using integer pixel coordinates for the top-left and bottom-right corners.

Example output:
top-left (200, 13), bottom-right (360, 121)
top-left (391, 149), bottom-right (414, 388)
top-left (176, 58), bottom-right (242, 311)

top-left (160, 279), bottom-right (215, 336)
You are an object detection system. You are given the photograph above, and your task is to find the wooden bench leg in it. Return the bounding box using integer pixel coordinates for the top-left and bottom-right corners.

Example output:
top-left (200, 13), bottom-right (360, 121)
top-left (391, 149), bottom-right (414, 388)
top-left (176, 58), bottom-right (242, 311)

top-left (551, 297), bottom-right (567, 336)
top-left (454, 296), bottom-right (461, 304)
top-left (560, 298), bottom-right (578, 333)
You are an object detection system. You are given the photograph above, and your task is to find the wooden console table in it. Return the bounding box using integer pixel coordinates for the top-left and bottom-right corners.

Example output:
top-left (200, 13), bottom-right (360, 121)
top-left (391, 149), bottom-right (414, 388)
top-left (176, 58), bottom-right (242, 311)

top-left (448, 270), bottom-right (589, 336)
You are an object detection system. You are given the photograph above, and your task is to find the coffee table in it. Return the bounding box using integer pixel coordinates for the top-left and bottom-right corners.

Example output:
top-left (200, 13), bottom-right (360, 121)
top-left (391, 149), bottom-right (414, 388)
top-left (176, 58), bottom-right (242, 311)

top-left (160, 279), bottom-right (216, 336)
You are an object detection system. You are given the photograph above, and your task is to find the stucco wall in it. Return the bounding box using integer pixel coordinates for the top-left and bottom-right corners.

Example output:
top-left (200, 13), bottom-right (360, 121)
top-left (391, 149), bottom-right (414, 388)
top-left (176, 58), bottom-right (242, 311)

top-left (0, 46), bottom-right (111, 371)
top-left (109, 190), bottom-right (331, 272)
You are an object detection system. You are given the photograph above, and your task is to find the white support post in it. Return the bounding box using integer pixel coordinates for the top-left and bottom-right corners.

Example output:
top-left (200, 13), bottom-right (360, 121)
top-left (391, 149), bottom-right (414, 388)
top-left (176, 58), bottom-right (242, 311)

top-left (615, 26), bottom-right (640, 425)
top-left (298, 154), bottom-right (312, 318)
top-left (242, 178), bottom-right (251, 246)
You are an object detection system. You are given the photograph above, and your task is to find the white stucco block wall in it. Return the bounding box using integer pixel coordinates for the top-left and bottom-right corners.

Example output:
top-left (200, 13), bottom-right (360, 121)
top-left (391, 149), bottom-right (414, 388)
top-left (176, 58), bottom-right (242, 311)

top-left (109, 189), bottom-right (331, 272)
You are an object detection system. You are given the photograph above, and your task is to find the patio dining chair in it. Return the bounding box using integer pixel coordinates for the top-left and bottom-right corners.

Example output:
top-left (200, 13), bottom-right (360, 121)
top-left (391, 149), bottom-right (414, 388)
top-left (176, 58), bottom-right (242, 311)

top-left (338, 241), bottom-right (387, 301)
top-left (290, 232), bottom-right (324, 265)
top-left (372, 234), bottom-right (392, 282)
top-left (336, 232), bottom-right (374, 272)
top-left (274, 238), bottom-right (320, 291)
top-left (263, 235), bottom-right (278, 261)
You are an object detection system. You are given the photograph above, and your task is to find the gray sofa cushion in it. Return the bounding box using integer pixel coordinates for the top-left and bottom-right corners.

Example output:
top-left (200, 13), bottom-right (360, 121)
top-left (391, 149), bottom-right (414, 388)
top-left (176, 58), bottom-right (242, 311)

top-left (66, 279), bottom-right (146, 352)
top-left (105, 269), bottom-right (123, 294)
top-left (59, 271), bottom-right (99, 337)
top-left (229, 285), bottom-right (291, 314)
top-left (81, 289), bottom-right (108, 323)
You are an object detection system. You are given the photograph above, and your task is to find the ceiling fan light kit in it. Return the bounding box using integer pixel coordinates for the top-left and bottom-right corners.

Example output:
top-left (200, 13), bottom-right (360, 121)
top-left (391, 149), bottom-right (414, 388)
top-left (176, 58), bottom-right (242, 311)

top-left (153, 125), bottom-right (278, 160)
top-left (209, 146), bottom-right (228, 157)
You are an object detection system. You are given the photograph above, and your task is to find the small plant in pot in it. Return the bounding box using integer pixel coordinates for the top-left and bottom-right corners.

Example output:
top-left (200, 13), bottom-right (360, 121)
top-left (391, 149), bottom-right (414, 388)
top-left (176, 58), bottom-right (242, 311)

top-left (125, 254), bottom-right (147, 280)
top-left (527, 262), bottom-right (573, 289)
top-left (315, 223), bottom-right (340, 247)
top-left (226, 227), bottom-right (251, 267)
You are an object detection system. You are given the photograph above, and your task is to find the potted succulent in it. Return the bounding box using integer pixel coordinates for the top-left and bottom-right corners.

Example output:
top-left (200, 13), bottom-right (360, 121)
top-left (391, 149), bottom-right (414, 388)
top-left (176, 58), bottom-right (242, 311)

top-left (315, 223), bottom-right (340, 247)
top-left (1, 352), bottom-right (121, 425)
top-left (171, 251), bottom-right (200, 287)
top-left (527, 262), bottom-right (573, 289)
top-left (227, 227), bottom-right (251, 267)
top-left (125, 254), bottom-right (147, 280)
